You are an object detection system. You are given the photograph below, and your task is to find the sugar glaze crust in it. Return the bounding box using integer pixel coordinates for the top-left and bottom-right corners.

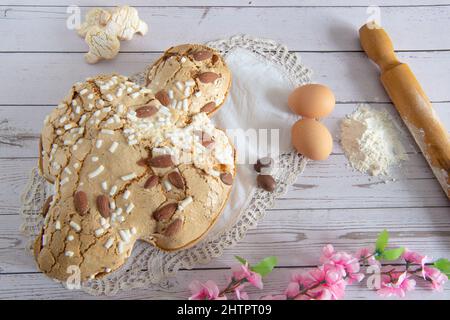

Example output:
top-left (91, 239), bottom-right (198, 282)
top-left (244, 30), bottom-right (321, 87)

top-left (35, 45), bottom-right (234, 282)
top-left (146, 44), bottom-right (232, 117)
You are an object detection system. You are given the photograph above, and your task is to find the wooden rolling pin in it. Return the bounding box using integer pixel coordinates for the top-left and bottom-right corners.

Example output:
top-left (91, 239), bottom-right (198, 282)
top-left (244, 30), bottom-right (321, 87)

top-left (359, 22), bottom-right (450, 199)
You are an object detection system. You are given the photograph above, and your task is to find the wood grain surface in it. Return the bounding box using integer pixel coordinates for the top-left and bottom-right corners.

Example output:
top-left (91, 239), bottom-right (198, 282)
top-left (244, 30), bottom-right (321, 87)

top-left (0, 0), bottom-right (448, 300)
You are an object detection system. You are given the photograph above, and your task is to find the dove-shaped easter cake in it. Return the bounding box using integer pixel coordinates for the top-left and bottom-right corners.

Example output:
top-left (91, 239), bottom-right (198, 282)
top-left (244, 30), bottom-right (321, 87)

top-left (35, 44), bottom-right (235, 282)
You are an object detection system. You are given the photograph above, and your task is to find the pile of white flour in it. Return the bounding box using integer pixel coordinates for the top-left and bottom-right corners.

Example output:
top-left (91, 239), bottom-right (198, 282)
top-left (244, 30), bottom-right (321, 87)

top-left (340, 104), bottom-right (408, 177)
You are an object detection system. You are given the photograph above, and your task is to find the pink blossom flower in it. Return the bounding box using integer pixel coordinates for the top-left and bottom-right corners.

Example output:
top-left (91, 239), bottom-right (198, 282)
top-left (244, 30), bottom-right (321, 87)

top-left (290, 271), bottom-right (314, 290)
top-left (422, 267), bottom-right (448, 292)
top-left (306, 265), bottom-right (347, 300)
top-left (320, 244), bottom-right (335, 263)
top-left (355, 247), bottom-right (379, 266)
top-left (233, 284), bottom-right (249, 300)
top-left (402, 249), bottom-right (427, 264)
top-left (402, 249), bottom-right (432, 279)
top-left (315, 288), bottom-right (333, 300)
top-left (403, 249), bottom-right (430, 267)
top-left (189, 280), bottom-right (226, 300)
top-left (285, 282), bottom-right (300, 298)
top-left (377, 272), bottom-right (416, 298)
top-left (320, 245), bottom-right (364, 285)
top-left (285, 270), bottom-right (318, 299)
top-left (231, 263), bottom-right (263, 289)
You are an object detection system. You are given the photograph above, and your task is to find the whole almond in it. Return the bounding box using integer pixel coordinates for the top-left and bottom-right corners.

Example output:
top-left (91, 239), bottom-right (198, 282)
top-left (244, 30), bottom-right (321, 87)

top-left (193, 50), bottom-right (213, 61)
top-left (42, 196), bottom-right (53, 217)
top-left (96, 195), bottom-right (110, 218)
top-left (202, 139), bottom-right (214, 148)
top-left (168, 171), bottom-right (184, 189)
top-left (136, 105), bottom-right (158, 118)
top-left (136, 158), bottom-right (148, 167)
top-left (164, 218), bottom-right (183, 237)
top-left (148, 154), bottom-right (174, 168)
top-left (74, 191), bottom-right (88, 216)
top-left (155, 90), bottom-right (170, 106)
top-left (144, 175), bottom-right (159, 189)
top-left (200, 102), bottom-right (216, 113)
top-left (220, 173), bottom-right (233, 186)
top-left (153, 203), bottom-right (178, 221)
top-left (211, 54), bottom-right (219, 65)
top-left (254, 157), bottom-right (273, 173)
top-left (257, 175), bottom-right (276, 192)
top-left (194, 131), bottom-right (214, 148)
top-left (198, 72), bottom-right (219, 83)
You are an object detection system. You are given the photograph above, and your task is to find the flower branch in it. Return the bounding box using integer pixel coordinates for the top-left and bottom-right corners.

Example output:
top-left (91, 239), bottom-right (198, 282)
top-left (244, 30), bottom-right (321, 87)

top-left (188, 230), bottom-right (449, 300)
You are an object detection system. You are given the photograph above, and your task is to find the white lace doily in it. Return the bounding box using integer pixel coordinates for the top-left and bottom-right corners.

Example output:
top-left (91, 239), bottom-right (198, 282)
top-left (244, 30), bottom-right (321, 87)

top-left (20, 35), bottom-right (311, 296)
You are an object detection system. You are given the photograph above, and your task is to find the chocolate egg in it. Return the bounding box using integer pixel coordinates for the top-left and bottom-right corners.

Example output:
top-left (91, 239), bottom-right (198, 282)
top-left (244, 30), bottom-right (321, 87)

top-left (291, 118), bottom-right (333, 160)
top-left (288, 84), bottom-right (335, 118)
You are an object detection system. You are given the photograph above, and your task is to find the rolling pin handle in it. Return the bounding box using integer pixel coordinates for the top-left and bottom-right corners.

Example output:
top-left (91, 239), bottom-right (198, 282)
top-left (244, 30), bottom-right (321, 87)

top-left (359, 22), bottom-right (400, 72)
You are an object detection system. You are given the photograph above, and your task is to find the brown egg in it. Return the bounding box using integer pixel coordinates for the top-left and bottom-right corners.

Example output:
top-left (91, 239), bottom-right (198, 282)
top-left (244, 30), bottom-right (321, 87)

top-left (288, 84), bottom-right (335, 118)
top-left (291, 118), bottom-right (333, 160)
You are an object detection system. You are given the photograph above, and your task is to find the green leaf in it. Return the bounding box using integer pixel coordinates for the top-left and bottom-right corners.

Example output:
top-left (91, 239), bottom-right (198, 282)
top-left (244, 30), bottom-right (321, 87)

top-left (251, 256), bottom-right (278, 277)
top-left (235, 255), bottom-right (248, 265)
top-left (381, 247), bottom-right (404, 261)
top-left (433, 258), bottom-right (450, 277)
top-left (375, 229), bottom-right (389, 253)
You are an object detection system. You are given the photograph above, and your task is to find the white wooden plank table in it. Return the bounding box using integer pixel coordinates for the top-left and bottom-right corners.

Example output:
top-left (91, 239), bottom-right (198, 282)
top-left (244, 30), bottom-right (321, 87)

top-left (0, 0), bottom-right (449, 300)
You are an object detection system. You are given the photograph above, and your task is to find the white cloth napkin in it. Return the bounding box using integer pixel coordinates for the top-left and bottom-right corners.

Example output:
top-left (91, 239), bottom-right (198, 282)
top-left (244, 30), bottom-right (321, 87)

top-left (210, 48), bottom-right (300, 233)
